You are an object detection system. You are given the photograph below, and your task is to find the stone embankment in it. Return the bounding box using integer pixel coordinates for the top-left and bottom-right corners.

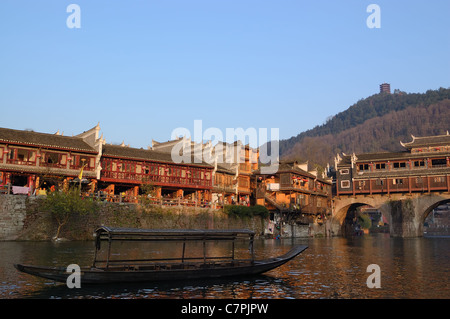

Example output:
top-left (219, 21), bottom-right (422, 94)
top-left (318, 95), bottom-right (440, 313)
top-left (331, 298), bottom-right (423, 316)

top-left (0, 195), bottom-right (268, 241)
top-left (0, 195), bottom-right (28, 240)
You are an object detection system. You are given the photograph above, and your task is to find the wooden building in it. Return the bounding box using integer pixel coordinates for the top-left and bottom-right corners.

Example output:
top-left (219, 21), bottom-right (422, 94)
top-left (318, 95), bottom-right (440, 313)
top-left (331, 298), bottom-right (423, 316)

top-left (212, 164), bottom-right (237, 206)
top-left (335, 133), bottom-right (450, 196)
top-left (151, 138), bottom-right (260, 206)
top-left (254, 161), bottom-right (332, 219)
top-left (211, 141), bottom-right (259, 206)
top-left (99, 144), bottom-right (214, 203)
top-left (0, 125), bottom-right (103, 195)
top-left (0, 125), bottom-right (214, 203)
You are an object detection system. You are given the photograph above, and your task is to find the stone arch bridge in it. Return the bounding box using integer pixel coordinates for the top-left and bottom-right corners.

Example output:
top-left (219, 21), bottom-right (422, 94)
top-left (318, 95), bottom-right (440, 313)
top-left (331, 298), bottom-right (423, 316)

top-left (331, 192), bottom-right (450, 237)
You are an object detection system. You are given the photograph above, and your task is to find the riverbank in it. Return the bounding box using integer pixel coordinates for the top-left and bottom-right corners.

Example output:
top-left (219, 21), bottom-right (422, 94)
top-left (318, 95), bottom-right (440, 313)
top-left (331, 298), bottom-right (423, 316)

top-left (0, 195), bottom-right (268, 241)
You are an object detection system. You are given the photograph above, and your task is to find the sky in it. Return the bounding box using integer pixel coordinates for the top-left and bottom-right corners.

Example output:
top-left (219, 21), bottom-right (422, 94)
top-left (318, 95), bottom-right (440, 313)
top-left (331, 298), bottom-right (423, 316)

top-left (0, 1), bottom-right (449, 149)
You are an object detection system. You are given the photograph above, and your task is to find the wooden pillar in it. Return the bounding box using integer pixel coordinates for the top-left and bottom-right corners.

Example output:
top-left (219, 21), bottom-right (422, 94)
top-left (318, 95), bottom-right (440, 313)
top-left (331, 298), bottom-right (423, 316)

top-left (408, 176), bottom-right (412, 194)
top-left (134, 186), bottom-right (139, 203)
top-left (369, 179), bottom-right (372, 195)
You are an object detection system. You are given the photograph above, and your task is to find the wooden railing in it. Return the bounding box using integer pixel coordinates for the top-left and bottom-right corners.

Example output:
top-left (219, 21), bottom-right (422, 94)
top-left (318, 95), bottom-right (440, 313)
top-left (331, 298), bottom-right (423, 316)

top-left (102, 171), bottom-right (212, 187)
top-left (340, 175), bottom-right (450, 195)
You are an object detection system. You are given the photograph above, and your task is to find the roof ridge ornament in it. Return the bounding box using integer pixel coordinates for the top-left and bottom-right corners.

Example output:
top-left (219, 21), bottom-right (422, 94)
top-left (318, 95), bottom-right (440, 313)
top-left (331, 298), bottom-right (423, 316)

top-left (350, 152), bottom-right (358, 168)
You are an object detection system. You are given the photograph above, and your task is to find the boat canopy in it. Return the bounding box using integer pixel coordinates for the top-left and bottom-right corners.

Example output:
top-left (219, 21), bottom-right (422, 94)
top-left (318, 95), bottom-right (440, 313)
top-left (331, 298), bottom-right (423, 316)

top-left (92, 226), bottom-right (256, 269)
top-left (94, 226), bottom-right (255, 242)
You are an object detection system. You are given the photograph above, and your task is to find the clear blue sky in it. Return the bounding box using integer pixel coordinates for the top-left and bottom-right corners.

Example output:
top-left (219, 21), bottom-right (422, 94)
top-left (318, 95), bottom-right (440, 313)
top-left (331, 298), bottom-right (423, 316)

top-left (1, 1), bottom-right (449, 148)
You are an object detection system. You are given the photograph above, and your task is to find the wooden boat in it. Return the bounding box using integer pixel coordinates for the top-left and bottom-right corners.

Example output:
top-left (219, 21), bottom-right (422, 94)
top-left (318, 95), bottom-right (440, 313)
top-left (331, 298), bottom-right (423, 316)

top-left (14, 226), bottom-right (307, 284)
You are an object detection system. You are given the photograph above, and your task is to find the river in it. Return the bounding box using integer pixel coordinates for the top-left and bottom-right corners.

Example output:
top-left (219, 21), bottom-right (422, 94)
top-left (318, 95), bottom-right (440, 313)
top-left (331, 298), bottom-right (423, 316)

top-left (0, 234), bottom-right (448, 299)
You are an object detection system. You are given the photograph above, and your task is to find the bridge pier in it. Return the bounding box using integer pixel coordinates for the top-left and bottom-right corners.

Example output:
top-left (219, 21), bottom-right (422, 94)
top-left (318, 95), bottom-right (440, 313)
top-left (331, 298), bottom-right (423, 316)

top-left (387, 199), bottom-right (422, 237)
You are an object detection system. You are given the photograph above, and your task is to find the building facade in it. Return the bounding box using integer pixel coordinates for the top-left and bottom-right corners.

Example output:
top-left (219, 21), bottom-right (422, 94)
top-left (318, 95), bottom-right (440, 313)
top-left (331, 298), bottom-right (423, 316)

top-left (0, 125), bottom-right (103, 195)
top-left (99, 144), bottom-right (213, 203)
top-left (334, 133), bottom-right (450, 196)
top-left (0, 125), bottom-right (214, 202)
top-left (254, 161), bottom-right (332, 220)
top-left (0, 124), bottom-right (333, 220)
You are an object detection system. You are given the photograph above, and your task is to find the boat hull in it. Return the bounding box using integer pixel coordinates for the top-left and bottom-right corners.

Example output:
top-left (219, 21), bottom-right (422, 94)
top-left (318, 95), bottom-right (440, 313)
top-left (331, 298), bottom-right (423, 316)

top-left (14, 245), bottom-right (307, 285)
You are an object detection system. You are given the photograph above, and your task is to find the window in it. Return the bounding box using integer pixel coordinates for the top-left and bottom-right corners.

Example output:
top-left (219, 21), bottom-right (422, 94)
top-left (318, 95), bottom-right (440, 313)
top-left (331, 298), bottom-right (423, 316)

top-left (45, 152), bottom-right (60, 164)
top-left (358, 164), bottom-right (369, 171)
top-left (393, 179), bottom-right (403, 185)
top-left (280, 174), bottom-right (290, 185)
top-left (431, 158), bottom-right (446, 167)
top-left (341, 180), bottom-right (350, 188)
top-left (393, 162), bottom-right (406, 169)
top-left (339, 169), bottom-right (349, 175)
top-left (414, 160), bottom-right (425, 168)
top-left (71, 155), bottom-right (94, 168)
top-left (375, 179), bottom-right (384, 186)
top-left (434, 176), bottom-right (445, 183)
top-left (60, 154), bottom-right (67, 165)
top-left (82, 156), bottom-right (94, 168)
top-left (7, 148), bottom-right (36, 163)
top-left (375, 163), bottom-right (386, 170)
top-left (9, 149), bottom-right (15, 161)
top-left (106, 160), bottom-right (112, 171)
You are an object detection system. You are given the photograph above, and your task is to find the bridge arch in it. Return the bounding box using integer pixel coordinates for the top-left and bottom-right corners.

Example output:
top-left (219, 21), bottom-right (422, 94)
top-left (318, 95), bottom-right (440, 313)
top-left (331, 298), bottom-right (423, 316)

top-left (333, 193), bottom-right (450, 237)
top-left (332, 196), bottom-right (390, 236)
top-left (420, 198), bottom-right (450, 236)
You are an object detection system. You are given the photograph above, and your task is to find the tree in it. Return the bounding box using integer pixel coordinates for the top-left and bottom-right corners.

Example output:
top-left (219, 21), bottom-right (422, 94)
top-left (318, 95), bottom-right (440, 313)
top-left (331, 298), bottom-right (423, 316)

top-left (42, 187), bottom-right (99, 240)
top-left (357, 212), bottom-right (372, 230)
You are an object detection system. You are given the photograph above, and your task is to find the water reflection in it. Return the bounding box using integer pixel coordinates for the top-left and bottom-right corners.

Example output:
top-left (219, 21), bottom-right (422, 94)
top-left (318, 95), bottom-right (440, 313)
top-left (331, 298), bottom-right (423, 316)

top-left (1, 235), bottom-right (449, 299)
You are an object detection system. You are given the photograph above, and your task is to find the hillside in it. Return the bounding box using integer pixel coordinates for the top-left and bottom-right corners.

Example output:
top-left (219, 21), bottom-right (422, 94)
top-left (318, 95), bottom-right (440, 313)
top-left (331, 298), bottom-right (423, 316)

top-left (279, 87), bottom-right (450, 168)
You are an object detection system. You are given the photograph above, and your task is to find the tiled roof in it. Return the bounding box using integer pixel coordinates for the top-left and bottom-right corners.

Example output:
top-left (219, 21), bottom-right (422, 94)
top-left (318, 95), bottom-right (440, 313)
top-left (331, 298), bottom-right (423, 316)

top-left (338, 149), bottom-right (450, 165)
top-left (254, 161), bottom-right (332, 184)
top-left (102, 144), bottom-right (213, 167)
top-left (401, 133), bottom-right (450, 149)
top-left (276, 162), bottom-right (316, 178)
top-left (0, 127), bottom-right (96, 153)
top-left (216, 163), bottom-right (236, 174)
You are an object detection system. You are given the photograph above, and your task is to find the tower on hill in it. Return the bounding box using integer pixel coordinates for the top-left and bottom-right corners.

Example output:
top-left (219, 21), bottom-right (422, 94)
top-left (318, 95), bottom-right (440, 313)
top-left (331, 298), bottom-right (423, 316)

top-left (379, 83), bottom-right (391, 94)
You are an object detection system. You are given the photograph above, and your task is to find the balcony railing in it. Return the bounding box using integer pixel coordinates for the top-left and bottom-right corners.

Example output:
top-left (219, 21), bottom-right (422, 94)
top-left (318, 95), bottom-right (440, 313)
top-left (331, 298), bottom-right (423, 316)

top-left (101, 171), bottom-right (212, 187)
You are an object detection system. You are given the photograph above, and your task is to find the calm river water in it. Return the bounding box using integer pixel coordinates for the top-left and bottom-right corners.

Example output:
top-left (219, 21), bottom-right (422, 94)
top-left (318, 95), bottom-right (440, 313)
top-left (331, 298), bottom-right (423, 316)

top-left (0, 234), bottom-right (448, 299)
